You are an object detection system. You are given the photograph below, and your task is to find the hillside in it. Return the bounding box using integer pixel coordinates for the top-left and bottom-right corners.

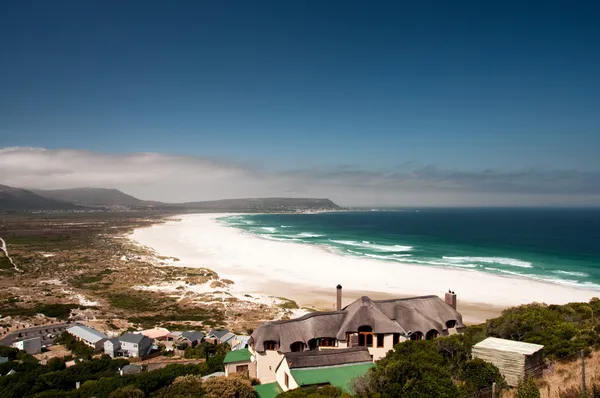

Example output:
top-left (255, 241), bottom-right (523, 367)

top-left (0, 185), bottom-right (80, 212)
top-left (31, 187), bottom-right (156, 207)
top-left (179, 197), bottom-right (341, 212)
top-left (0, 184), bottom-right (341, 213)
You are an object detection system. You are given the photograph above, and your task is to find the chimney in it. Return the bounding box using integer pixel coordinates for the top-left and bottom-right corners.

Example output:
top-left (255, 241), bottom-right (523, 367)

top-left (336, 284), bottom-right (343, 311)
top-left (444, 290), bottom-right (457, 310)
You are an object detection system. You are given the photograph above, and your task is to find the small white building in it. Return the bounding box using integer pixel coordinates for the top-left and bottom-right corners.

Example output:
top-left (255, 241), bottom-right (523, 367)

top-left (12, 337), bottom-right (42, 355)
top-left (66, 325), bottom-right (108, 351)
top-left (473, 337), bottom-right (544, 386)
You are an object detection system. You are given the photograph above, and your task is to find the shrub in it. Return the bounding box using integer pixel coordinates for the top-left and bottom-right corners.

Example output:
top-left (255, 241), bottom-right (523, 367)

top-left (516, 378), bottom-right (541, 398)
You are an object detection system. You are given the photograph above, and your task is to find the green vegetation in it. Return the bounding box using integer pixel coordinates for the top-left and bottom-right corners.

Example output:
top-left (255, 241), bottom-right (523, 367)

top-left (55, 332), bottom-right (95, 359)
top-left (277, 385), bottom-right (349, 397)
top-left (70, 269), bottom-right (114, 288)
top-left (276, 297), bottom-right (299, 310)
top-left (184, 342), bottom-right (229, 360)
top-left (516, 378), bottom-right (541, 398)
top-left (485, 299), bottom-right (600, 359)
top-left (0, 303), bottom-right (82, 319)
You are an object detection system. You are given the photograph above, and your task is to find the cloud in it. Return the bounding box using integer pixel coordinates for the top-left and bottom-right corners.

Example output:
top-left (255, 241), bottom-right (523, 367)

top-left (1, 147), bottom-right (599, 206)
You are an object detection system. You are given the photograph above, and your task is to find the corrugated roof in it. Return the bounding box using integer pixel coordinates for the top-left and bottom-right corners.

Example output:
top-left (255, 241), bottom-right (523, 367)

top-left (223, 348), bottom-right (252, 364)
top-left (474, 337), bottom-right (544, 355)
top-left (254, 382), bottom-right (283, 398)
top-left (119, 333), bottom-right (146, 344)
top-left (290, 362), bottom-right (374, 392)
top-left (66, 325), bottom-right (108, 344)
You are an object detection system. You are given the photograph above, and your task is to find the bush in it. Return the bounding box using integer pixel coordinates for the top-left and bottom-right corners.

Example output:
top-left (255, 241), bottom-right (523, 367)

top-left (109, 386), bottom-right (145, 398)
top-left (151, 374), bottom-right (204, 398)
top-left (459, 358), bottom-right (506, 395)
top-left (203, 374), bottom-right (256, 398)
top-left (516, 378), bottom-right (540, 398)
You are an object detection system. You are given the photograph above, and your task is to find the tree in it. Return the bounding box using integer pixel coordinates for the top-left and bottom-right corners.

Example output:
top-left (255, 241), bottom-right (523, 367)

top-left (151, 374), bottom-right (204, 398)
top-left (109, 386), bottom-right (145, 398)
top-left (203, 374), bottom-right (257, 398)
top-left (516, 378), bottom-right (540, 398)
top-left (47, 358), bottom-right (66, 372)
top-left (459, 358), bottom-right (506, 395)
top-left (276, 385), bottom-right (349, 397)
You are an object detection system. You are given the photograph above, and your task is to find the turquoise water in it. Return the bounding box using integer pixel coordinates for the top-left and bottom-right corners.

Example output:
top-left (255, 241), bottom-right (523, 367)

top-left (220, 209), bottom-right (600, 291)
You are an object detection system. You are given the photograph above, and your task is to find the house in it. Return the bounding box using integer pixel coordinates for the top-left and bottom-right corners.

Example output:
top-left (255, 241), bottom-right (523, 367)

top-left (165, 331), bottom-right (205, 349)
top-left (104, 333), bottom-right (153, 359)
top-left (231, 335), bottom-right (250, 351)
top-left (249, 286), bottom-right (463, 383)
top-left (473, 337), bottom-right (544, 386)
top-left (12, 337), bottom-right (42, 354)
top-left (206, 329), bottom-right (235, 345)
top-left (224, 348), bottom-right (256, 377)
top-left (254, 347), bottom-right (374, 397)
top-left (138, 327), bottom-right (170, 341)
top-left (65, 325), bottom-right (108, 350)
top-left (119, 364), bottom-right (143, 376)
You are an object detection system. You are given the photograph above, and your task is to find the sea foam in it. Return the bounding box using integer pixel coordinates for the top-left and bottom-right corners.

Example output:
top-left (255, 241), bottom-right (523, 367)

top-left (443, 256), bottom-right (533, 268)
top-left (330, 240), bottom-right (413, 252)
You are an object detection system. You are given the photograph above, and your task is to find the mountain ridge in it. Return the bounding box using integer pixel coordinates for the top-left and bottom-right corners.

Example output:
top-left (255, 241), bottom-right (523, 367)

top-left (0, 185), bottom-right (341, 213)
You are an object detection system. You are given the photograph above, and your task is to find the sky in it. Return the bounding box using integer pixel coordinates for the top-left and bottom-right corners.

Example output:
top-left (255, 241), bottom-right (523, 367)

top-left (1, 1), bottom-right (599, 206)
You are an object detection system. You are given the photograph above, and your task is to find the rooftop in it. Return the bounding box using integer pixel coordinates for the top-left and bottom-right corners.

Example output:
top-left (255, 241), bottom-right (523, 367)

top-left (290, 362), bottom-right (374, 392)
top-left (181, 331), bottom-right (205, 342)
top-left (284, 347), bottom-right (372, 369)
top-left (254, 382), bottom-right (283, 398)
top-left (66, 325), bottom-right (108, 344)
top-left (119, 333), bottom-right (146, 344)
top-left (208, 329), bottom-right (231, 340)
top-left (474, 337), bottom-right (544, 355)
top-left (139, 327), bottom-right (170, 339)
top-left (223, 348), bottom-right (252, 364)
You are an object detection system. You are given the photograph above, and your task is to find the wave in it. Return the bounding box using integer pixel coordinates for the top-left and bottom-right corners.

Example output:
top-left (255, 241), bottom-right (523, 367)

top-left (552, 270), bottom-right (590, 277)
top-left (330, 240), bottom-right (413, 252)
top-left (298, 232), bottom-right (324, 238)
top-left (261, 227), bottom-right (277, 233)
top-left (281, 225), bottom-right (292, 228)
top-left (404, 258), bottom-right (479, 268)
top-left (443, 256), bottom-right (533, 268)
top-left (260, 235), bottom-right (301, 242)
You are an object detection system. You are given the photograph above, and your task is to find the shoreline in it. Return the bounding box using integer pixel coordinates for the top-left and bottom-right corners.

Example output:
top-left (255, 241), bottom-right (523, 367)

top-left (129, 213), bottom-right (599, 325)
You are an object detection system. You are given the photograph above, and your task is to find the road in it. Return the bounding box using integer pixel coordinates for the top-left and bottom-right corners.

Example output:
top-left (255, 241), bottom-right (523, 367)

top-left (0, 322), bottom-right (72, 347)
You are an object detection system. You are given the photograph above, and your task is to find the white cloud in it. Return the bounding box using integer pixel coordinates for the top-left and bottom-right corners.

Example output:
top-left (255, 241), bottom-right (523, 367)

top-left (0, 146), bottom-right (599, 207)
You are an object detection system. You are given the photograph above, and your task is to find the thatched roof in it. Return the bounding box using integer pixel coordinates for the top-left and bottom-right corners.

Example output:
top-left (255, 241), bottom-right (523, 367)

top-left (283, 347), bottom-right (372, 369)
top-left (250, 295), bottom-right (464, 353)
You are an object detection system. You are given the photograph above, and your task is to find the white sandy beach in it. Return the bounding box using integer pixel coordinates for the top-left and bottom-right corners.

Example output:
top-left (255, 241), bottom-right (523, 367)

top-left (130, 214), bottom-right (599, 324)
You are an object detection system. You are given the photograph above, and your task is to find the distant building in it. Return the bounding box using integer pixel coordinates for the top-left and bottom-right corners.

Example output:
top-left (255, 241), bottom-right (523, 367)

top-left (473, 337), bottom-right (544, 386)
top-left (206, 329), bottom-right (235, 345)
top-left (138, 327), bottom-right (170, 341)
top-left (65, 325), bottom-right (108, 351)
top-left (119, 364), bottom-right (143, 376)
top-left (12, 337), bottom-right (42, 355)
top-left (231, 335), bottom-right (250, 351)
top-left (104, 333), bottom-right (152, 359)
top-left (165, 331), bottom-right (205, 349)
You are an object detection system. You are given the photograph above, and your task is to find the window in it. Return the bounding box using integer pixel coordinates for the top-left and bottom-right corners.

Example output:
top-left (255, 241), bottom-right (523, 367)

top-left (318, 338), bottom-right (336, 347)
top-left (290, 342), bottom-right (305, 352)
top-left (284, 372), bottom-right (289, 388)
top-left (134, 344), bottom-right (138, 348)
top-left (236, 365), bottom-right (248, 374)
top-left (393, 333), bottom-right (400, 346)
top-left (358, 326), bottom-right (374, 348)
top-left (426, 330), bottom-right (439, 340)
top-left (446, 320), bottom-right (457, 329)
top-left (376, 334), bottom-right (384, 348)
top-left (410, 332), bottom-right (423, 341)
top-left (264, 341), bottom-right (278, 351)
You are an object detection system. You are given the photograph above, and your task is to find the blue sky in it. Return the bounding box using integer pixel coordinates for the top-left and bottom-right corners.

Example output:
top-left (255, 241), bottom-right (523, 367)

top-left (1, 1), bottom-right (599, 205)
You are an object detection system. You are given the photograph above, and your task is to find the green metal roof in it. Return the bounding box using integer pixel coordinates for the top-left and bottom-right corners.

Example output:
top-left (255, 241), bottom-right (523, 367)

top-left (290, 362), bottom-right (374, 392)
top-left (223, 348), bottom-right (252, 364)
top-left (254, 382), bottom-right (283, 398)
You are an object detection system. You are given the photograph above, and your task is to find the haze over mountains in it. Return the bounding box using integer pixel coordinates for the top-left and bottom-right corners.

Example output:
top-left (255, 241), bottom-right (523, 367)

top-left (0, 184), bottom-right (340, 213)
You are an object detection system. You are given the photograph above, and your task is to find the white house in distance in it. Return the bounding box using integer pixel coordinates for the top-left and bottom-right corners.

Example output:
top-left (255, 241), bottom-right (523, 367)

top-left (245, 285), bottom-right (464, 390)
top-left (66, 325), bottom-right (108, 351)
top-left (104, 333), bottom-right (153, 359)
top-left (12, 337), bottom-right (42, 355)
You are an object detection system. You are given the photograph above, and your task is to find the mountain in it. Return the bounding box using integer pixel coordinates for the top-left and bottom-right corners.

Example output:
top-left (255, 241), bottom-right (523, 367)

top-left (179, 197), bottom-right (341, 212)
top-left (0, 185), bottom-right (80, 212)
top-left (31, 187), bottom-right (158, 207)
top-left (1, 184), bottom-right (341, 213)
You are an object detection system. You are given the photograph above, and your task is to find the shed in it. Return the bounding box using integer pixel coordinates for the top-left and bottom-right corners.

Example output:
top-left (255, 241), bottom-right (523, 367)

top-left (472, 337), bottom-right (544, 386)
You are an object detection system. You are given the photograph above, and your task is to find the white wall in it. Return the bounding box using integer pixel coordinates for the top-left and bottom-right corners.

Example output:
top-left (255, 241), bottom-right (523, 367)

top-left (253, 349), bottom-right (284, 384)
top-left (275, 357), bottom-right (298, 392)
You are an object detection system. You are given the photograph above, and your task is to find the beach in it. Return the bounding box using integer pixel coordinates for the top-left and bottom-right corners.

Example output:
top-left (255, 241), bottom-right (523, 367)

top-left (130, 214), bottom-right (600, 324)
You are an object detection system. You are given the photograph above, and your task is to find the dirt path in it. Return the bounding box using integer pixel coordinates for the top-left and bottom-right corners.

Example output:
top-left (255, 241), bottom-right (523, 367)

top-left (0, 237), bottom-right (21, 272)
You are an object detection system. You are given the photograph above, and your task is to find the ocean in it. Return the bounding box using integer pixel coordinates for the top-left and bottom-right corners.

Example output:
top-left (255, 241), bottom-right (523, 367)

top-left (221, 209), bottom-right (600, 291)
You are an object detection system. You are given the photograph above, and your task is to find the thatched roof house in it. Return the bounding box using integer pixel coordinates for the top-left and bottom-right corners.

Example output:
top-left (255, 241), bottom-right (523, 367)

top-left (250, 294), bottom-right (464, 354)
